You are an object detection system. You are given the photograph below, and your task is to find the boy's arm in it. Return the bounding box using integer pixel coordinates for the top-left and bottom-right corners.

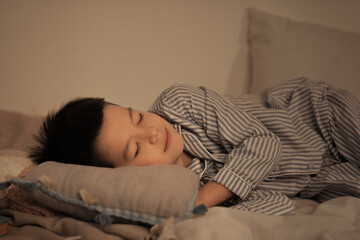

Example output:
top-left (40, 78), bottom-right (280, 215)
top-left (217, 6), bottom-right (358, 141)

top-left (195, 183), bottom-right (295, 216)
top-left (150, 84), bottom-right (281, 202)
top-left (195, 181), bottom-right (234, 207)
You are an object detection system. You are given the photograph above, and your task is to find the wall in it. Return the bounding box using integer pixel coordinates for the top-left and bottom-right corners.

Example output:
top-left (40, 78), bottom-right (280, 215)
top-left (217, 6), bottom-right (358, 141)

top-left (1, 0), bottom-right (360, 115)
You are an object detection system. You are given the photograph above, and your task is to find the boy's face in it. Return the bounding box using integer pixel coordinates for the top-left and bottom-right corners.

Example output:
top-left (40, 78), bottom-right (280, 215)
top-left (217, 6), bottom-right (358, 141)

top-left (96, 104), bottom-right (185, 167)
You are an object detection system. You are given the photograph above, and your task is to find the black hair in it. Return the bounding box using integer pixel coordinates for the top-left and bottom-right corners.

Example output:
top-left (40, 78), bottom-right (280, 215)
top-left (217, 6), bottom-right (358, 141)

top-left (29, 97), bottom-right (112, 167)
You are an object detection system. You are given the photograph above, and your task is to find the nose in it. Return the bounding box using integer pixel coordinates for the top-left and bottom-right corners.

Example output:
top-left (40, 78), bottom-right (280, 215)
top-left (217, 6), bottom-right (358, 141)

top-left (143, 127), bottom-right (158, 144)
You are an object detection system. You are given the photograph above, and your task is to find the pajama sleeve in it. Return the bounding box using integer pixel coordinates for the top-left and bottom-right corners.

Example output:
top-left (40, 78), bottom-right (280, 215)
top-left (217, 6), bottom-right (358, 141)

top-left (150, 84), bottom-right (282, 200)
top-left (231, 189), bottom-right (295, 215)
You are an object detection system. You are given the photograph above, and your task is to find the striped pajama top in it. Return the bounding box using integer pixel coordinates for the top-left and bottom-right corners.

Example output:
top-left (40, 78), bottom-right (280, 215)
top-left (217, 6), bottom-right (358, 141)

top-left (149, 77), bottom-right (360, 215)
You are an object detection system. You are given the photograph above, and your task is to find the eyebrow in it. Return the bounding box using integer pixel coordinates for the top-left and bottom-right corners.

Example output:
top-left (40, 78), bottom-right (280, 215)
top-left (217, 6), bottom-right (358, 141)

top-left (123, 107), bottom-right (133, 162)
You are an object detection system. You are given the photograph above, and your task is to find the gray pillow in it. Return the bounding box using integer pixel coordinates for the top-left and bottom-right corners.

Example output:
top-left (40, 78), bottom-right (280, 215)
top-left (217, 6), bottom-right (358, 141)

top-left (7, 161), bottom-right (202, 225)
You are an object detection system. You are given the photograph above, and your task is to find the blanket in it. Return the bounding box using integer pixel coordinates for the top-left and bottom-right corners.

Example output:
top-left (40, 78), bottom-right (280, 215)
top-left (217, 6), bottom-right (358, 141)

top-left (0, 208), bottom-right (153, 240)
top-left (1, 196), bottom-right (359, 240)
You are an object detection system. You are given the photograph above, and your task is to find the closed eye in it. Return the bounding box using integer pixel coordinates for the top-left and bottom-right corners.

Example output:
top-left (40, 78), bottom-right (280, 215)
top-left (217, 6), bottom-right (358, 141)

top-left (138, 113), bottom-right (144, 125)
top-left (135, 141), bottom-right (142, 158)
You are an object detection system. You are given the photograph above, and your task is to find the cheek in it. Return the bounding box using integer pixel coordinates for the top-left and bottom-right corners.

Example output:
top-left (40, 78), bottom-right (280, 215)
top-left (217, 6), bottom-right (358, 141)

top-left (137, 147), bottom-right (165, 165)
top-left (173, 133), bottom-right (184, 150)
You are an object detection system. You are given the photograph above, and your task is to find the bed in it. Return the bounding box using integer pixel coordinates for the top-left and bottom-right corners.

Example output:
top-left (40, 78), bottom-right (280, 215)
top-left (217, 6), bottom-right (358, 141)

top-left (1, 8), bottom-right (360, 240)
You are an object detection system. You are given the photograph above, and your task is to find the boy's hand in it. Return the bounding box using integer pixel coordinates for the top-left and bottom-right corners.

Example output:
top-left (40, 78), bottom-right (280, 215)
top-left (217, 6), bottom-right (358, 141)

top-left (195, 181), bottom-right (234, 207)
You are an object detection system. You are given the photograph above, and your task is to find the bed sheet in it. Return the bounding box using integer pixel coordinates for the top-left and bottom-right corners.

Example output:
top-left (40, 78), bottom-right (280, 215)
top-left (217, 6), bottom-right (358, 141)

top-left (158, 196), bottom-right (360, 240)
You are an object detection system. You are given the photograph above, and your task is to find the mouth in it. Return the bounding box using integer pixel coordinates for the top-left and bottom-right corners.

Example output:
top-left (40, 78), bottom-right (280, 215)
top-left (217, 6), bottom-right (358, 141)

top-left (164, 129), bottom-right (171, 152)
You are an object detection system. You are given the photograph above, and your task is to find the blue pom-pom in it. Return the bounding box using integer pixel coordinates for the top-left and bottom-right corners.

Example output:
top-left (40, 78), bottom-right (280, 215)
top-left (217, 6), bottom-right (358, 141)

top-left (24, 182), bottom-right (40, 191)
top-left (192, 204), bottom-right (208, 215)
top-left (94, 213), bottom-right (114, 226)
top-left (0, 181), bottom-right (11, 190)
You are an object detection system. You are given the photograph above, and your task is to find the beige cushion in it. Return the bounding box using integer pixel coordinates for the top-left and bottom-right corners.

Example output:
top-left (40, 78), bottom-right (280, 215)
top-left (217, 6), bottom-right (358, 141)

top-left (248, 8), bottom-right (360, 99)
top-left (8, 160), bottom-right (200, 225)
top-left (0, 110), bottom-right (43, 152)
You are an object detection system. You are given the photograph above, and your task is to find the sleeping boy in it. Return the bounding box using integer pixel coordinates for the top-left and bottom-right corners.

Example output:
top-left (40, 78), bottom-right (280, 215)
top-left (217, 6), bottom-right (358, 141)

top-left (30, 78), bottom-right (360, 215)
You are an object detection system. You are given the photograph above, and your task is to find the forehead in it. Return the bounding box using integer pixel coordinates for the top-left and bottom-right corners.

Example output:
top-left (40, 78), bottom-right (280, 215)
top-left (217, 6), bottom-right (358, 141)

top-left (95, 104), bottom-right (130, 165)
top-left (102, 104), bottom-right (128, 128)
